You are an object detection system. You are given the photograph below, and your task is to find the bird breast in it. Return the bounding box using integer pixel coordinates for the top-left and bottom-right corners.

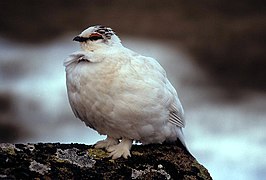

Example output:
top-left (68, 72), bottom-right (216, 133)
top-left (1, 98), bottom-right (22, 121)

top-left (65, 51), bottom-right (174, 141)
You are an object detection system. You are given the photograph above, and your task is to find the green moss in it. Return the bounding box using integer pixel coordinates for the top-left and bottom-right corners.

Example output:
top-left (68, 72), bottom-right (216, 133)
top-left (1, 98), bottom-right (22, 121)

top-left (87, 148), bottom-right (109, 159)
top-left (0, 144), bottom-right (16, 155)
top-left (4, 148), bottom-right (16, 155)
top-left (53, 156), bottom-right (67, 163)
top-left (50, 153), bottom-right (68, 164)
top-left (131, 151), bottom-right (143, 156)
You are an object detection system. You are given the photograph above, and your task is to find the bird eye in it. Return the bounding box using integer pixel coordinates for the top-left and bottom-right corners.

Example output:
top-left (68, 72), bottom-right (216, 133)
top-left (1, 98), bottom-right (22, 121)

top-left (88, 33), bottom-right (104, 41)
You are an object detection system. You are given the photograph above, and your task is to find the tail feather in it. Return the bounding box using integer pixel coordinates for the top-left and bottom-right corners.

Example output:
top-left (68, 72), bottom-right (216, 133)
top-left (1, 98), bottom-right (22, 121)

top-left (176, 128), bottom-right (186, 148)
top-left (175, 127), bottom-right (194, 157)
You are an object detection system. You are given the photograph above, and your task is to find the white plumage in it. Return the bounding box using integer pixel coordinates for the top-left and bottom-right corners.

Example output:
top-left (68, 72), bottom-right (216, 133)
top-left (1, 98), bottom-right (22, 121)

top-left (64, 25), bottom-right (186, 159)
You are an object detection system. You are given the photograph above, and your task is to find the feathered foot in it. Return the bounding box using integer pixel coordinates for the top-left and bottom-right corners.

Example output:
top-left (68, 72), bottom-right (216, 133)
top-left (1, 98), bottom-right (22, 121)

top-left (107, 138), bottom-right (132, 159)
top-left (94, 136), bottom-right (119, 149)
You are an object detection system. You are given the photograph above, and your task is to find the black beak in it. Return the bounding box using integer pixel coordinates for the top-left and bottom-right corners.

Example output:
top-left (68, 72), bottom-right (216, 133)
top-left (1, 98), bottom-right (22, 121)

top-left (73, 36), bottom-right (89, 42)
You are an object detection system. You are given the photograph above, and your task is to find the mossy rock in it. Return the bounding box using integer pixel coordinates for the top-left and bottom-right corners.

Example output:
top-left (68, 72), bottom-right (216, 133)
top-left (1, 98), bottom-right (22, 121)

top-left (0, 141), bottom-right (212, 179)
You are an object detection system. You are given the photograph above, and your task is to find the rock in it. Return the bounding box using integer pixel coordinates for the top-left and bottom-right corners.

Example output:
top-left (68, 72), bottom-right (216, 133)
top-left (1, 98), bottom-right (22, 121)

top-left (0, 141), bottom-right (212, 179)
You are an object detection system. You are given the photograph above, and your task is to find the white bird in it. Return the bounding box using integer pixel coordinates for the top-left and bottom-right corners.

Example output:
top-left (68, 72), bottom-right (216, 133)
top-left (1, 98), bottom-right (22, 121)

top-left (64, 25), bottom-right (186, 159)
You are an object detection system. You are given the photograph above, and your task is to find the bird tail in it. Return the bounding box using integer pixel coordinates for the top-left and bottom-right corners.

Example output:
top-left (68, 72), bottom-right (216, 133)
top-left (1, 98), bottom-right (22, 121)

top-left (176, 128), bottom-right (186, 148)
top-left (176, 128), bottom-right (194, 157)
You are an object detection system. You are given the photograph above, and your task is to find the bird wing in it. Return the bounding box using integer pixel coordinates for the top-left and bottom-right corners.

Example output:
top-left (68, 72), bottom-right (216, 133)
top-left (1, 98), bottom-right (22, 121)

top-left (169, 99), bottom-right (185, 128)
top-left (67, 91), bottom-right (95, 129)
top-left (132, 54), bottom-right (185, 128)
top-left (67, 95), bottom-right (80, 119)
top-left (166, 78), bottom-right (185, 128)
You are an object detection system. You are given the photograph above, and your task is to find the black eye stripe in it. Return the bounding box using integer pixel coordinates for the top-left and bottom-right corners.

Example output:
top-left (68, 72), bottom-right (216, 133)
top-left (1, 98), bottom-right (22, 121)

top-left (88, 35), bottom-right (104, 41)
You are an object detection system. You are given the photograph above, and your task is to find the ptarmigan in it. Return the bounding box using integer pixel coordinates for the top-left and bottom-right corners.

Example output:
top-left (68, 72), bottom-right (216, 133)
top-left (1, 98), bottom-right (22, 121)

top-left (64, 25), bottom-right (186, 159)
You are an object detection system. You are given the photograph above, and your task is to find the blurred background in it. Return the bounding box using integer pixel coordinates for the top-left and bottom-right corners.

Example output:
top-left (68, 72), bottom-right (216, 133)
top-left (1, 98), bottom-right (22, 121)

top-left (0, 0), bottom-right (265, 179)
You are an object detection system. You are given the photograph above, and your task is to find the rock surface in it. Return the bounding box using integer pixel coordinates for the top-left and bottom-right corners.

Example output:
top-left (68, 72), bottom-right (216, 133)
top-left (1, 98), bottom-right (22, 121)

top-left (0, 141), bottom-right (212, 179)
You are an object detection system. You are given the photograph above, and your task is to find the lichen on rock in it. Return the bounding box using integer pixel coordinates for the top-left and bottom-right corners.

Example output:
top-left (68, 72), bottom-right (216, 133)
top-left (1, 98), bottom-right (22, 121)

top-left (131, 164), bottom-right (171, 179)
top-left (29, 160), bottom-right (51, 175)
top-left (0, 142), bottom-right (212, 179)
top-left (56, 148), bottom-right (96, 168)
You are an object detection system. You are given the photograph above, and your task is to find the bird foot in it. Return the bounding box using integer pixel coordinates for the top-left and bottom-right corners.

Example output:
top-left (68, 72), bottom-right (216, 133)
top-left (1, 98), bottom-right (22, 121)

top-left (107, 138), bottom-right (132, 159)
top-left (94, 136), bottom-right (119, 149)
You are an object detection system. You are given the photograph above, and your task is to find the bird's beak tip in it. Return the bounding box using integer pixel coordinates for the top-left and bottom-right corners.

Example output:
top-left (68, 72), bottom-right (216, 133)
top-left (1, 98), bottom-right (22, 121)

top-left (73, 36), bottom-right (81, 42)
top-left (73, 36), bottom-right (89, 42)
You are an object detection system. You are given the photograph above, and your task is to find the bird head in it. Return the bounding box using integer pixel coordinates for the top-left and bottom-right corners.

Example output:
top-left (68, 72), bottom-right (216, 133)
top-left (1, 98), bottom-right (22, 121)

top-left (73, 25), bottom-right (122, 51)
